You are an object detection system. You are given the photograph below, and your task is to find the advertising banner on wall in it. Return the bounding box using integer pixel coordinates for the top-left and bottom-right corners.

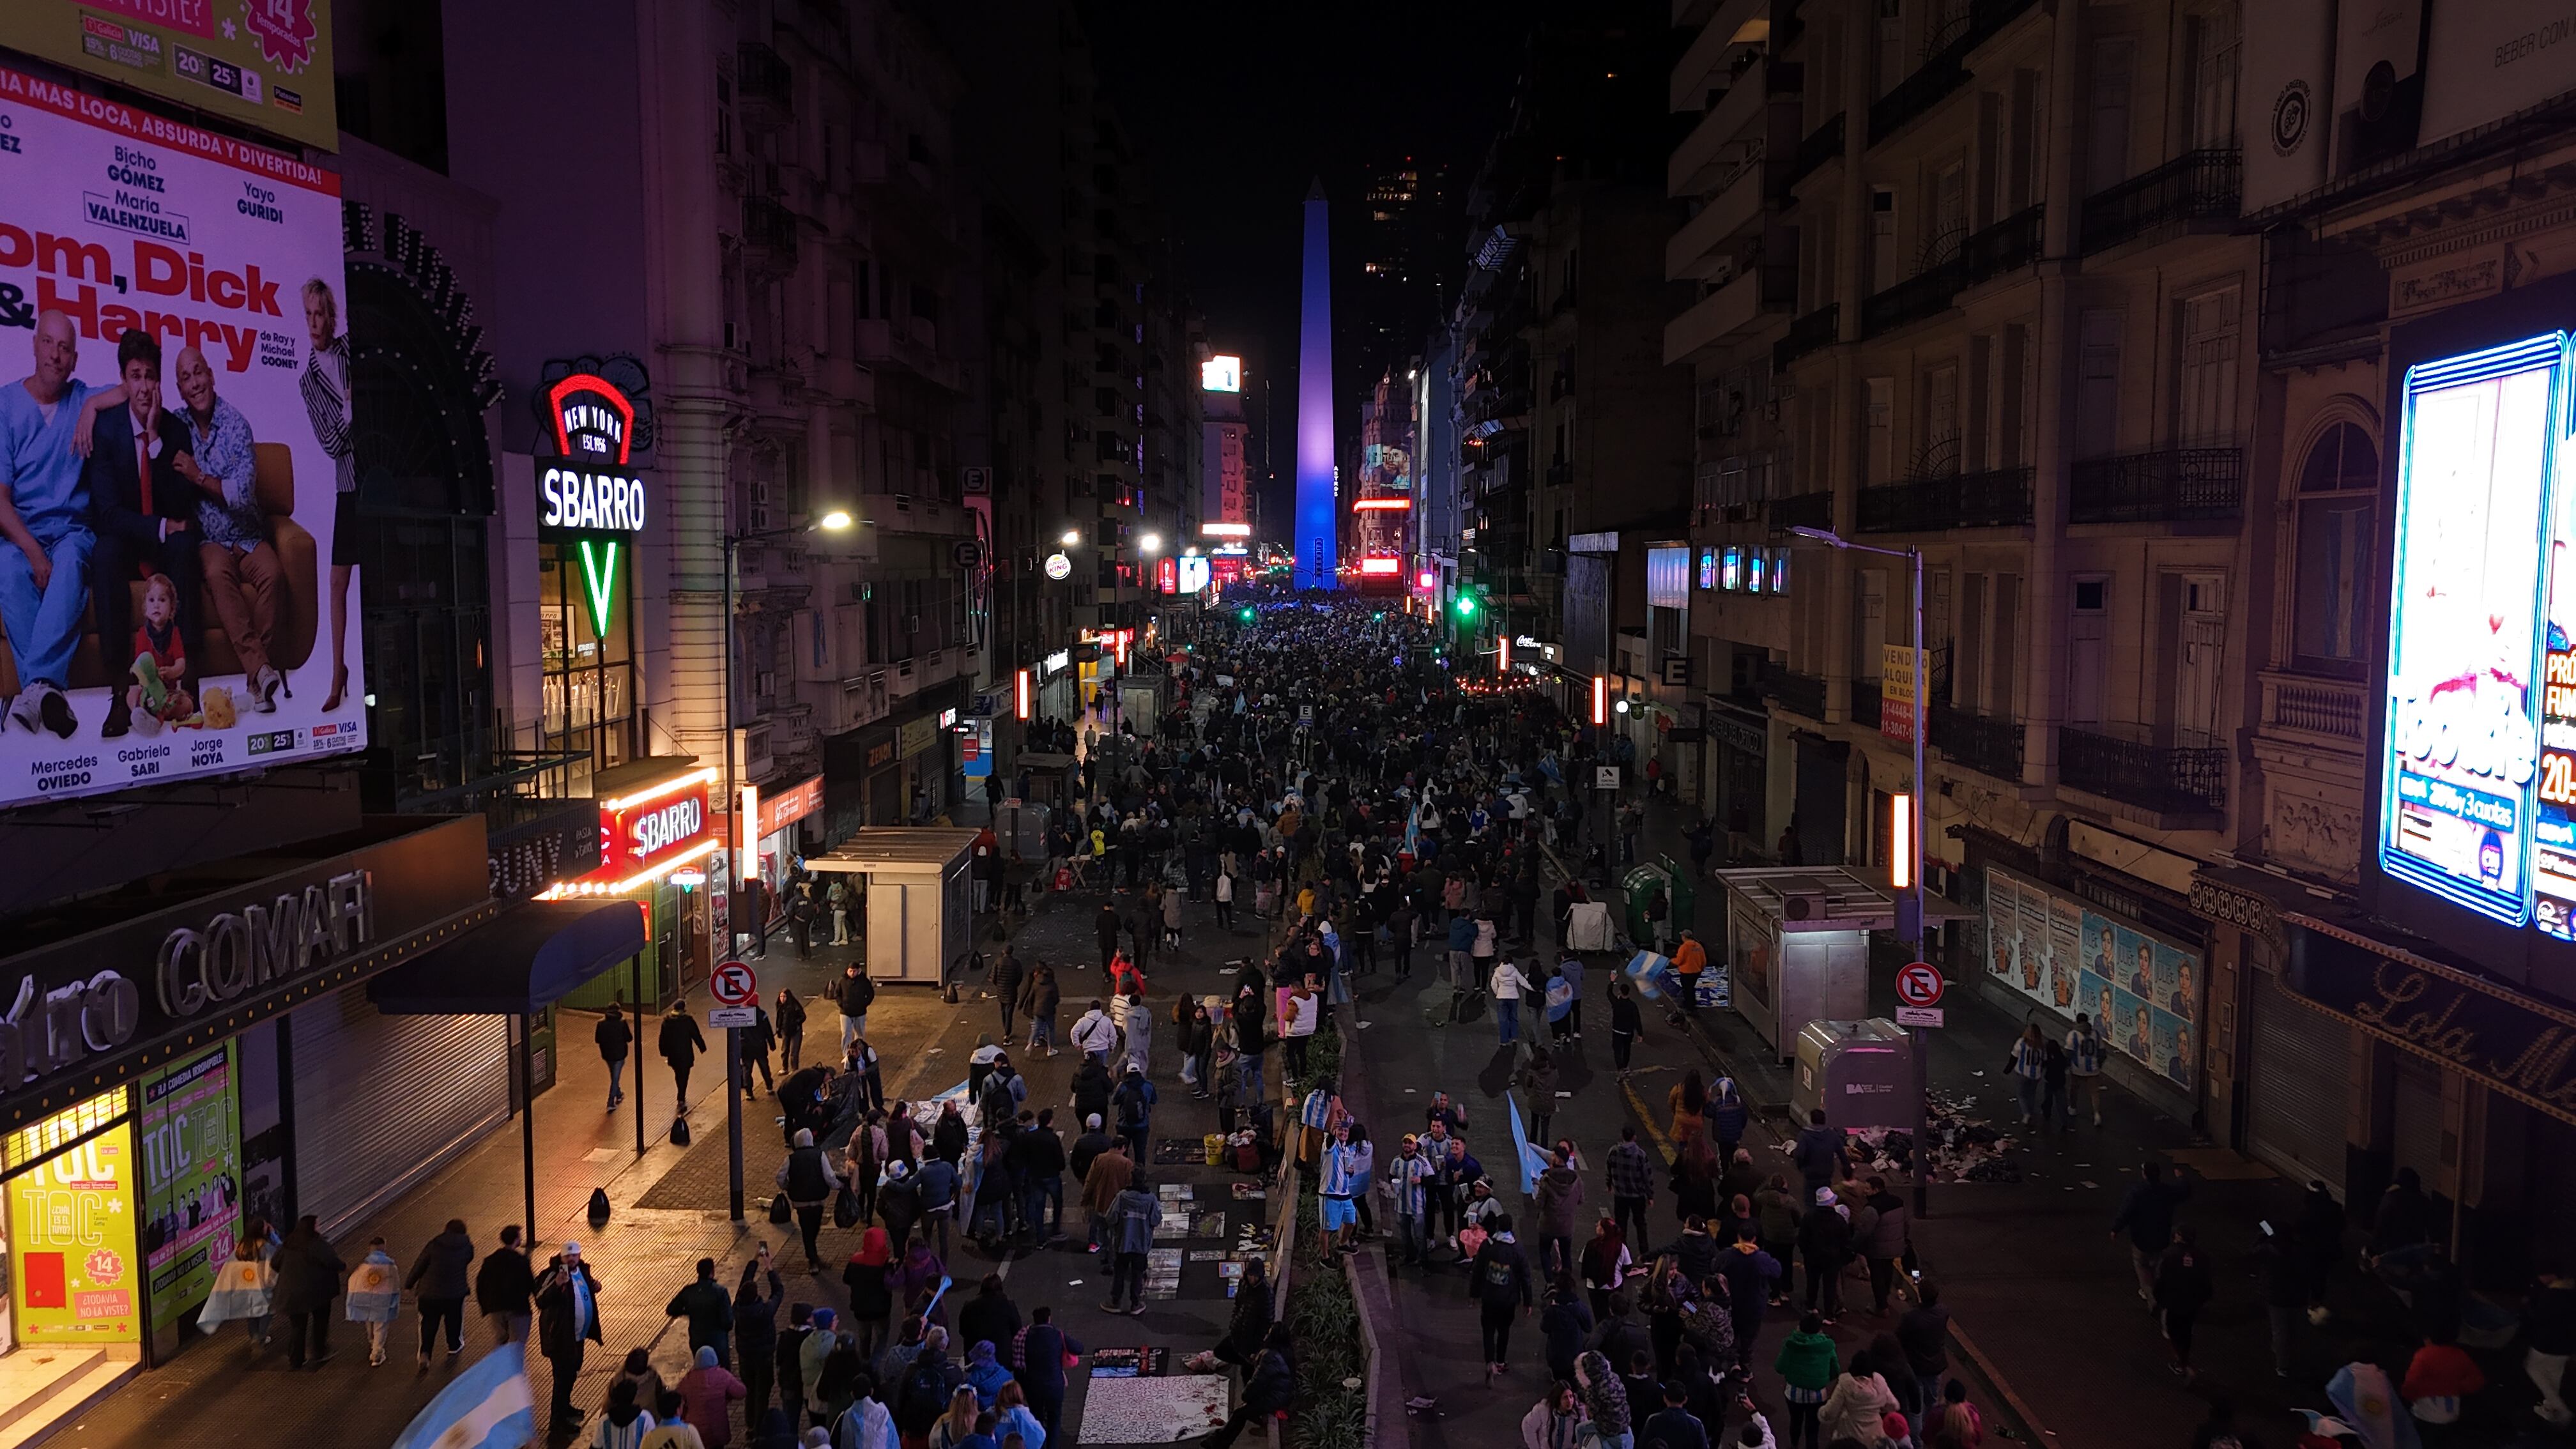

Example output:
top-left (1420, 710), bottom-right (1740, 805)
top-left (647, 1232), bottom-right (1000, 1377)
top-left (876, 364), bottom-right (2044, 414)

top-left (8, 1114), bottom-right (141, 1344)
top-left (0, 66), bottom-right (365, 808)
top-left (0, 1), bottom-right (337, 152)
top-left (138, 1044), bottom-right (240, 1335)
top-left (1984, 868), bottom-right (2199, 1091)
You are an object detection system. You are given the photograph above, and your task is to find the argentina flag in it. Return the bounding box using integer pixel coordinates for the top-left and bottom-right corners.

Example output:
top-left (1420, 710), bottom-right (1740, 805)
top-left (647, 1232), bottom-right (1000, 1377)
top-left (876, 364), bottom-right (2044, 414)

top-left (388, 1341), bottom-right (536, 1449)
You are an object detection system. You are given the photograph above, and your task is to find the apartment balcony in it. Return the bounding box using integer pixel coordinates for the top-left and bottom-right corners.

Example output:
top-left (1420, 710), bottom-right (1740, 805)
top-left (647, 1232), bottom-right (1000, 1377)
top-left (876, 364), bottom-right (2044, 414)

top-left (1766, 670), bottom-right (1827, 721)
top-left (1787, 113), bottom-right (1844, 189)
top-left (1668, 156), bottom-right (1773, 282)
top-left (2067, 445), bottom-right (2245, 525)
top-left (2258, 671), bottom-right (2366, 748)
top-left (1773, 302), bottom-right (1839, 370)
top-left (1861, 261), bottom-right (1963, 338)
top-left (856, 317), bottom-right (961, 392)
top-left (1665, 264), bottom-right (1797, 365)
top-left (2079, 149), bottom-right (2242, 255)
top-left (1770, 490), bottom-right (1831, 532)
top-left (1671, 0), bottom-right (1775, 110)
top-left (2060, 723), bottom-right (2228, 816)
top-left (1932, 702), bottom-right (2024, 782)
top-left (1867, 46), bottom-right (1969, 146)
top-left (1855, 466), bottom-right (2034, 532)
top-left (737, 43), bottom-right (792, 125)
top-left (1669, 57), bottom-right (1800, 197)
top-left (1959, 204), bottom-right (2044, 288)
top-left (742, 195), bottom-right (799, 262)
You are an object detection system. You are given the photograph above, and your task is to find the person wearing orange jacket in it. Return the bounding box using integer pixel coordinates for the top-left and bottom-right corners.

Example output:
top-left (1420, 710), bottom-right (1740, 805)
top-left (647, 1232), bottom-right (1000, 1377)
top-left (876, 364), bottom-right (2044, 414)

top-left (1671, 930), bottom-right (1708, 1016)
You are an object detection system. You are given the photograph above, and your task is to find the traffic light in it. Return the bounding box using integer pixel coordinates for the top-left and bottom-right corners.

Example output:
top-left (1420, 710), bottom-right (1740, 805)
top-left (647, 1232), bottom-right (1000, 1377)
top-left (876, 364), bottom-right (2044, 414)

top-left (1239, 607), bottom-right (1255, 622)
top-left (1372, 611), bottom-right (1384, 621)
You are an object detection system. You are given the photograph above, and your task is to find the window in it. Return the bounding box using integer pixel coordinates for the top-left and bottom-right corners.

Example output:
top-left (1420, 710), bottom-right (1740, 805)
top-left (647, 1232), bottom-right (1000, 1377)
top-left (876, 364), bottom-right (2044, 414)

top-left (2088, 38), bottom-right (2134, 192)
top-left (538, 542), bottom-right (638, 793)
top-left (1866, 376), bottom-right (1895, 484)
top-left (2292, 420), bottom-right (2379, 675)
top-left (2074, 309), bottom-right (2122, 457)
top-left (2175, 286), bottom-right (2240, 445)
top-left (2069, 576), bottom-right (2108, 725)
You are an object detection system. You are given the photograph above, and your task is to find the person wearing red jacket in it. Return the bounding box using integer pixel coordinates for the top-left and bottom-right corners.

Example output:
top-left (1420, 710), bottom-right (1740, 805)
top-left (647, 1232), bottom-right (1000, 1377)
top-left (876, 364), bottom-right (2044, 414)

top-left (2402, 1332), bottom-right (2486, 1439)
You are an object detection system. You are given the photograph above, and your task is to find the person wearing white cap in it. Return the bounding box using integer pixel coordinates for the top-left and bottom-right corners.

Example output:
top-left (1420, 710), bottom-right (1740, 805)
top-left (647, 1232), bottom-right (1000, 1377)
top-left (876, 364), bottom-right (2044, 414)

top-left (538, 1240), bottom-right (604, 1433)
top-left (1798, 1188), bottom-right (1853, 1326)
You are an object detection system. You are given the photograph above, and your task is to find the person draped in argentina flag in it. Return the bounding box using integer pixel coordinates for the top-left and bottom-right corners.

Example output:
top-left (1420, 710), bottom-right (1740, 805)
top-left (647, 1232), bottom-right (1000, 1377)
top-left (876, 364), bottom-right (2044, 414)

top-left (346, 1238), bottom-right (402, 1367)
top-left (388, 1340), bottom-right (538, 1449)
top-left (196, 1239), bottom-right (276, 1338)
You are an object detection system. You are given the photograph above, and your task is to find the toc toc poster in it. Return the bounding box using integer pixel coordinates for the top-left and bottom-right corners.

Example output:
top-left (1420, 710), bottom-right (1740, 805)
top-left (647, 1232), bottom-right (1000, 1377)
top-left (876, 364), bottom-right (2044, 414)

top-left (139, 1044), bottom-right (240, 1335)
top-left (1983, 866), bottom-right (2200, 1090)
top-left (0, 67), bottom-right (365, 808)
top-left (8, 1119), bottom-right (141, 1344)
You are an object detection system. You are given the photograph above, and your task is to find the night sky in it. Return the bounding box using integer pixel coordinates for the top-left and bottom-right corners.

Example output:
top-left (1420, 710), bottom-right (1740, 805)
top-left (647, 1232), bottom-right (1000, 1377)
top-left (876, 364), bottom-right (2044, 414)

top-left (1078, 0), bottom-right (1540, 522)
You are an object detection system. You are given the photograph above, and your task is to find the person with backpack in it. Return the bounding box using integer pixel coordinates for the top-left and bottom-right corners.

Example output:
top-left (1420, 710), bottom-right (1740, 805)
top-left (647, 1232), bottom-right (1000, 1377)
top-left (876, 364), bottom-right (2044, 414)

top-left (895, 1328), bottom-right (965, 1445)
top-left (1469, 1210), bottom-right (1536, 1381)
top-left (597, 1002), bottom-right (634, 1111)
top-left (1103, 1173), bottom-right (1165, 1315)
top-left (1112, 1064), bottom-right (1158, 1162)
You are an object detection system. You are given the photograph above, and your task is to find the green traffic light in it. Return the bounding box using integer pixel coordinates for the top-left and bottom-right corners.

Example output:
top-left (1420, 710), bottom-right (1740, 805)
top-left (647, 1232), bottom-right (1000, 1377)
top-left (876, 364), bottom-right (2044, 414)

top-left (1239, 608), bottom-right (1255, 622)
top-left (1372, 611), bottom-right (1384, 622)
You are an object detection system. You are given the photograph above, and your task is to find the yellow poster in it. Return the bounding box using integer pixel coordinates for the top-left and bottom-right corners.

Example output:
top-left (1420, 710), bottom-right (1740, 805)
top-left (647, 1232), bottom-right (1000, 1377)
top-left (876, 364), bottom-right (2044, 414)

top-left (9, 1122), bottom-right (141, 1345)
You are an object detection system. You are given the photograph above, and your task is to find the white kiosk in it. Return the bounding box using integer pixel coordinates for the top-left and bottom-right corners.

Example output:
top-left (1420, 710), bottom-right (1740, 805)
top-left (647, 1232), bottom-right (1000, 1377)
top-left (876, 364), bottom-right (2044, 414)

top-left (806, 827), bottom-right (981, 984)
top-left (1717, 866), bottom-right (1971, 1061)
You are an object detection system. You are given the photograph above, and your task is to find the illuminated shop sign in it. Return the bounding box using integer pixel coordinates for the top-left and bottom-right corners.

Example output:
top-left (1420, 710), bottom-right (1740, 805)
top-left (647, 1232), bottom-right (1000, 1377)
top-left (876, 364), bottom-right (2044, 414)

top-left (538, 371), bottom-right (649, 639)
top-left (595, 770), bottom-right (717, 885)
top-left (1201, 355), bottom-right (1243, 392)
top-left (2380, 333), bottom-right (2566, 931)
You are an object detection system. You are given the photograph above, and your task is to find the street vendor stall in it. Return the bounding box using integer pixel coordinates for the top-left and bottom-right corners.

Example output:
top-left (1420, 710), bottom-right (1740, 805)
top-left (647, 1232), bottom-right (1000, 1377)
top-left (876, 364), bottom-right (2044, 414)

top-left (805, 827), bottom-right (981, 985)
top-left (1716, 866), bottom-right (1972, 1061)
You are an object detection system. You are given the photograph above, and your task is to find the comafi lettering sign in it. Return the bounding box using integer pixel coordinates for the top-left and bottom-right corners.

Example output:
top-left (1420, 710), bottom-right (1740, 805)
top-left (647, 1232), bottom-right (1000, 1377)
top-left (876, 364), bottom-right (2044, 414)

top-left (2286, 914), bottom-right (2576, 1126)
top-left (0, 818), bottom-right (489, 1127)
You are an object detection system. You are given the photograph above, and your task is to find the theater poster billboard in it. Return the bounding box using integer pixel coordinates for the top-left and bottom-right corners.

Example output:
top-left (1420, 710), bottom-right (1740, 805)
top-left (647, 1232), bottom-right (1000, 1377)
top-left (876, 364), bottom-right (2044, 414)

top-left (0, 66), bottom-right (365, 808)
top-left (0, 0), bottom-right (337, 153)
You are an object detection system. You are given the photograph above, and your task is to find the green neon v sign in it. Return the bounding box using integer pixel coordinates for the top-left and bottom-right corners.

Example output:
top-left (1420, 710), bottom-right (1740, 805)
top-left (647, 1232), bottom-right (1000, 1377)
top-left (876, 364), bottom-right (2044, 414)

top-left (578, 539), bottom-right (620, 638)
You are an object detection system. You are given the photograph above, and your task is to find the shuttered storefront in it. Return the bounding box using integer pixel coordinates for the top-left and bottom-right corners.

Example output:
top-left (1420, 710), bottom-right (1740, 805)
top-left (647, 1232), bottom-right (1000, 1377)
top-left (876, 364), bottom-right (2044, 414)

top-left (2391, 1052), bottom-right (2449, 1189)
top-left (2246, 969), bottom-right (2352, 1192)
top-left (291, 993), bottom-right (510, 1237)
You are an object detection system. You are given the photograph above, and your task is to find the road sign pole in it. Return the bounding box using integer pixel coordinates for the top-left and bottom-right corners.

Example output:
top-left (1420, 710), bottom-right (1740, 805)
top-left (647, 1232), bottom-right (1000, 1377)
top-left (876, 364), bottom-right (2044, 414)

top-left (727, 1025), bottom-right (744, 1223)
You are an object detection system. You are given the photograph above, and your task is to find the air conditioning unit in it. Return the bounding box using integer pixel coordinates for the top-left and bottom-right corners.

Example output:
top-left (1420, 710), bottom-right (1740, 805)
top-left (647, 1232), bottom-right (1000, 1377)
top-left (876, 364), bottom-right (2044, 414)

top-left (1781, 889), bottom-right (1828, 923)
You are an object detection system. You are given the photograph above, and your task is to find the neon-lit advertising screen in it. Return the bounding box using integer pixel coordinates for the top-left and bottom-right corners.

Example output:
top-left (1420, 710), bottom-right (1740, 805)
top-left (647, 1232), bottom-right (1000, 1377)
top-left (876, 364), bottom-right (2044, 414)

top-left (2381, 334), bottom-right (2560, 929)
top-left (0, 65), bottom-right (367, 806)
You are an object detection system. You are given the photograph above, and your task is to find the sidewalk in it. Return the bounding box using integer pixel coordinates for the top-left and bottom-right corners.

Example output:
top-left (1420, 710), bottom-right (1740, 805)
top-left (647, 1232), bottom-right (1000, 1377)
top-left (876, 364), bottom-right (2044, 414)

top-left (66, 874), bottom-right (1268, 1449)
top-left (1604, 788), bottom-right (2354, 1449)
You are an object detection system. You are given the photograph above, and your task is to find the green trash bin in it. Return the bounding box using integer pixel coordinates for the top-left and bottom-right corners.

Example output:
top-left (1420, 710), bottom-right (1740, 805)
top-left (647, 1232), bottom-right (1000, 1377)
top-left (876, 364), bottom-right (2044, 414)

top-left (1620, 857), bottom-right (1698, 947)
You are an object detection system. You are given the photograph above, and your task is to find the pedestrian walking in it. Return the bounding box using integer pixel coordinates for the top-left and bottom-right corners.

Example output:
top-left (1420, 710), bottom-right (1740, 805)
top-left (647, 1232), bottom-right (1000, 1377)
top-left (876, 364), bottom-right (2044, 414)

top-left (988, 946), bottom-right (1025, 1040)
top-left (834, 963), bottom-right (875, 1052)
top-left (1773, 1313), bottom-right (1837, 1449)
top-left (1104, 1174), bottom-right (1163, 1314)
top-left (2108, 1160), bottom-right (2193, 1305)
top-left (274, 1214), bottom-right (344, 1370)
top-left (667, 1255), bottom-right (737, 1369)
top-left (661, 998), bottom-right (709, 1113)
top-left (2065, 1012), bottom-right (2106, 1126)
top-left (1609, 979), bottom-right (1644, 1078)
top-left (404, 1216), bottom-right (474, 1366)
top-left (1469, 1211), bottom-right (1535, 1379)
top-left (777, 1130), bottom-right (843, 1269)
top-left (733, 1252), bottom-right (785, 1422)
top-left (2152, 1225), bottom-right (2213, 1383)
top-left (827, 878), bottom-right (851, 945)
top-left (2004, 1022), bottom-right (2046, 1126)
top-left (537, 1243), bottom-right (605, 1434)
top-left (775, 988), bottom-right (808, 1072)
top-left (346, 1238), bottom-right (401, 1367)
top-left (475, 1224), bottom-right (536, 1347)
top-left (1491, 955), bottom-right (1535, 1045)
top-left (599, 1002), bottom-right (634, 1110)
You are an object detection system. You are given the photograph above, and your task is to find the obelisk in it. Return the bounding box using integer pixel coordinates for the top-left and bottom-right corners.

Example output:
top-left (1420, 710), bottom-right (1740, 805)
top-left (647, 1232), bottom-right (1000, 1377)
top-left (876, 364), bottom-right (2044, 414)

top-left (1294, 178), bottom-right (1337, 590)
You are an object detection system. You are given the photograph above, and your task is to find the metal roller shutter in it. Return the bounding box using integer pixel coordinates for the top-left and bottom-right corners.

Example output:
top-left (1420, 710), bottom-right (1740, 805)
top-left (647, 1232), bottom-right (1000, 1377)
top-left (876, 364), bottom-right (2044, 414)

top-left (291, 992), bottom-right (510, 1238)
top-left (2391, 1053), bottom-right (2447, 1186)
top-left (2247, 971), bottom-right (2351, 1192)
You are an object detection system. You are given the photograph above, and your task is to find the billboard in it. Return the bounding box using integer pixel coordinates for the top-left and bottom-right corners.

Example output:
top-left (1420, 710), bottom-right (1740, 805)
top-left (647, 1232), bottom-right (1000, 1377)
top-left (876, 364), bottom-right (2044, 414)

top-left (0, 65), bottom-right (365, 807)
top-left (0, 1), bottom-right (337, 153)
top-left (8, 1113), bottom-right (141, 1345)
top-left (1984, 868), bottom-right (2199, 1091)
top-left (138, 1044), bottom-right (239, 1335)
top-left (2380, 334), bottom-right (2558, 928)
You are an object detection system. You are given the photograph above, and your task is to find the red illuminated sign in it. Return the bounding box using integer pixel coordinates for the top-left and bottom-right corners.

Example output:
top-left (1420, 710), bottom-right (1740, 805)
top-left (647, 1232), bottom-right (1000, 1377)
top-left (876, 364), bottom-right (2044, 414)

top-left (1158, 557), bottom-right (1179, 594)
top-left (756, 776), bottom-right (822, 838)
top-left (1358, 556), bottom-right (1402, 575)
top-left (1351, 498), bottom-right (1413, 512)
top-left (599, 779), bottom-right (715, 880)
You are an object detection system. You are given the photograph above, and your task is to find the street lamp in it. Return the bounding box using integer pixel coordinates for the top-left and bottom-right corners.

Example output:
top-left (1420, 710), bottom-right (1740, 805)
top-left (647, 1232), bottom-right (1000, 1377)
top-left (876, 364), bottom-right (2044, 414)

top-left (1790, 525), bottom-right (1931, 1217)
top-left (1062, 530), bottom-right (1082, 548)
top-left (719, 508), bottom-right (854, 1222)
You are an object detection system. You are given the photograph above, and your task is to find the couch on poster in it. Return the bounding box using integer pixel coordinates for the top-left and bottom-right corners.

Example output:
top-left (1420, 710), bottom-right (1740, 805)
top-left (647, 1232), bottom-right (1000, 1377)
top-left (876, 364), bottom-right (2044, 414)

top-left (0, 66), bottom-right (365, 807)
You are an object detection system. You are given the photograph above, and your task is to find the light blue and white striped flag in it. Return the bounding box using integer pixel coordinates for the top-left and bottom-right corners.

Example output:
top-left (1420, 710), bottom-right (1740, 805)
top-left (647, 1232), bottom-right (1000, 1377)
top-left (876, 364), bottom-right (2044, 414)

top-left (388, 1340), bottom-right (536, 1449)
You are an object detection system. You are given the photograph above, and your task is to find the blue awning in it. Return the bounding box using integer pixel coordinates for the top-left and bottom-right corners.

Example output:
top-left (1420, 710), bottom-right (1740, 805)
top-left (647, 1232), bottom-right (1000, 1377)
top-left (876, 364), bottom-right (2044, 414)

top-left (367, 899), bottom-right (645, 1015)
